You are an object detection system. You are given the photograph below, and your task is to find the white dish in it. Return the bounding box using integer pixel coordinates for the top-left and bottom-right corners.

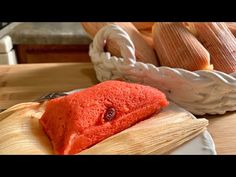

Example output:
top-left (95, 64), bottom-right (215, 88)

top-left (171, 131), bottom-right (216, 155)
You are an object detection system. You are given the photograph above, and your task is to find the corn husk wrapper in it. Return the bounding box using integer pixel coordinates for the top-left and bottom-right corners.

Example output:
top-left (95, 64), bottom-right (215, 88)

top-left (152, 22), bottom-right (212, 71)
top-left (189, 22), bottom-right (236, 74)
top-left (139, 29), bottom-right (154, 48)
top-left (132, 22), bottom-right (154, 30)
top-left (226, 22), bottom-right (236, 38)
top-left (81, 22), bottom-right (158, 66)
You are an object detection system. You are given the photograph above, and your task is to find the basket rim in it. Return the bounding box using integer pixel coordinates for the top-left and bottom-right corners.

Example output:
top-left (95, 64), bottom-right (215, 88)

top-left (89, 24), bottom-right (236, 81)
top-left (90, 42), bottom-right (236, 84)
top-left (87, 24), bottom-right (236, 115)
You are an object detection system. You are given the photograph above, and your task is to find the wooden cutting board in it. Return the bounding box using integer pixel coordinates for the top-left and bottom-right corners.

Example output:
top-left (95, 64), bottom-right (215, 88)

top-left (0, 101), bottom-right (209, 155)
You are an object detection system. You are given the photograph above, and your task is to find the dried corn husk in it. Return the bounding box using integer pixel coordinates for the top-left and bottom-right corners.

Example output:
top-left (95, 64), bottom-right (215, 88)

top-left (81, 22), bottom-right (158, 65)
top-left (132, 22), bottom-right (154, 30)
top-left (0, 102), bottom-right (208, 155)
top-left (80, 118), bottom-right (208, 155)
top-left (0, 102), bottom-right (39, 121)
top-left (139, 29), bottom-right (154, 48)
top-left (152, 22), bottom-right (212, 71)
top-left (0, 102), bottom-right (52, 154)
top-left (226, 22), bottom-right (236, 38)
top-left (189, 22), bottom-right (236, 74)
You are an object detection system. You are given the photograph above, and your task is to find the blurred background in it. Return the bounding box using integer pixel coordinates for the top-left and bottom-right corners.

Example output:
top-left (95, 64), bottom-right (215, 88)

top-left (0, 22), bottom-right (92, 65)
top-left (0, 22), bottom-right (10, 29)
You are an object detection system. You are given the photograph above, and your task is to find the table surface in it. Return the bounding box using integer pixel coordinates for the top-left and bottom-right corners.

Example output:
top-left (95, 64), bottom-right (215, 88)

top-left (0, 63), bottom-right (236, 154)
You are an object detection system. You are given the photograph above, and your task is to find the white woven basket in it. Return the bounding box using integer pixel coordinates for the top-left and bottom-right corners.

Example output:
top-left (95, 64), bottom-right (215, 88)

top-left (88, 24), bottom-right (236, 115)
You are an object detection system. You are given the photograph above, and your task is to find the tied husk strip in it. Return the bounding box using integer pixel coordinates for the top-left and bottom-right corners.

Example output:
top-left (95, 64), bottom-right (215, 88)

top-left (81, 22), bottom-right (158, 65)
top-left (152, 22), bottom-right (212, 71)
top-left (190, 22), bottom-right (236, 74)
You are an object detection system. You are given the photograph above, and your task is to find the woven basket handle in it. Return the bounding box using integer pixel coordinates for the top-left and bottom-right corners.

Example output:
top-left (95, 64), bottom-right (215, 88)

top-left (92, 24), bottom-right (136, 64)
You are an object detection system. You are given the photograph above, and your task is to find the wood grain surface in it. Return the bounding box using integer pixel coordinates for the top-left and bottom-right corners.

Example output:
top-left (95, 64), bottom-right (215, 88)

top-left (0, 63), bottom-right (98, 109)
